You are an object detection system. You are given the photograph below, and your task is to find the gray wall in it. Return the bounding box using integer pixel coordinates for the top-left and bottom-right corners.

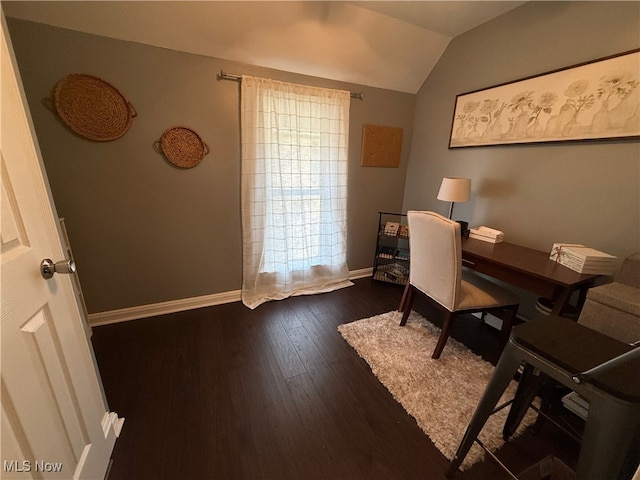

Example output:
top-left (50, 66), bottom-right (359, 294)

top-left (403, 1), bottom-right (639, 317)
top-left (404, 1), bottom-right (640, 258)
top-left (6, 18), bottom-right (414, 314)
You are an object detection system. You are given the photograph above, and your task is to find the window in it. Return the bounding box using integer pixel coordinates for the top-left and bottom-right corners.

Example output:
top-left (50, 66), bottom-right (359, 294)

top-left (240, 76), bottom-right (352, 309)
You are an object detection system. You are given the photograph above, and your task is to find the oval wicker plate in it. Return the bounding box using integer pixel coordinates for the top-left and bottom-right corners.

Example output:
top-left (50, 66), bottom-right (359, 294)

top-left (154, 127), bottom-right (209, 168)
top-left (54, 73), bottom-right (136, 141)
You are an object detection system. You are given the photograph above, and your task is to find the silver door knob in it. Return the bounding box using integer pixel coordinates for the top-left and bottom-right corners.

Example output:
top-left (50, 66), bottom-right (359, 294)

top-left (41, 258), bottom-right (76, 279)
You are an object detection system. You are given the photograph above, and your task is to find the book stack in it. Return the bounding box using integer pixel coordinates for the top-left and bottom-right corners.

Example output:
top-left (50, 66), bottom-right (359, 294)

top-left (374, 263), bottom-right (409, 285)
top-left (549, 243), bottom-right (617, 275)
top-left (383, 222), bottom-right (409, 238)
top-left (383, 221), bottom-right (400, 236)
top-left (469, 226), bottom-right (504, 244)
top-left (395, 248), bottom-right (410, 261)
top-left (378, 246), bottom-right (395, 259)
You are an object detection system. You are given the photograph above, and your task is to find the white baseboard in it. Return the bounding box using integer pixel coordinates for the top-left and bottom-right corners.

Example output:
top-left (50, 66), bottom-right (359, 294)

top-left (349, 267), bottom-right (373, 279)
top-left (88, 268), bottom-right (374, 327)
top-left (88, 290), bottom-right (242, 326)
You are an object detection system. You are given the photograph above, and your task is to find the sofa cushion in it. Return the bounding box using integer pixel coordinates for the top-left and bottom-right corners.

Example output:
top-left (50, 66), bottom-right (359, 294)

top-left (586, 281), bottom-right (640, 317)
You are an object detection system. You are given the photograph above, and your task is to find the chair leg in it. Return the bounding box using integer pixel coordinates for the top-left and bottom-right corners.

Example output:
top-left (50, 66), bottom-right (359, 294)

top-left (432, 311), bottom-right (455, 359)
top-left (399, 285), bottom-right (416, 326)
top-left (531, 377), bottom-right (556, 434)
top-left (503, 364), bottom-right (544, 440)
top-left (398, 282), bottom-right (411, 312)
top-left (446, 340), bottom-right (523, 477)
top-left (499, 305), bottom-right (517, 351)
top-left (577, 395), bottom-right (640, 480)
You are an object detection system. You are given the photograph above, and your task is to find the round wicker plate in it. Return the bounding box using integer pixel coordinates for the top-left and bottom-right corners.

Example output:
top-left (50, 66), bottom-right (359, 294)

top-left (154, 127), bottom-right (209, 168)
top-left (54, 73), bottom-right (136, 141)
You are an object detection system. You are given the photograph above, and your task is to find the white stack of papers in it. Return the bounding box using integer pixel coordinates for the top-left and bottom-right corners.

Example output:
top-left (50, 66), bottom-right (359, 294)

top-left (469, 226), bottom-right (504, 244)
top-left (550, 243), bottom-right (617, 275)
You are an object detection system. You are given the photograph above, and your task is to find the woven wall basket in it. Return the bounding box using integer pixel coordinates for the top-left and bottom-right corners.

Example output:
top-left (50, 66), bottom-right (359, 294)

top-left (53, 73), bottom-right (136, 141)
top-left (153, 127), bottom-right (209, 168)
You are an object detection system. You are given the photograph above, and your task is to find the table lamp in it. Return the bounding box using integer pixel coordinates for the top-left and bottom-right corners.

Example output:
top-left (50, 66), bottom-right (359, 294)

top-left (437, 177), bottom-right (471, 219)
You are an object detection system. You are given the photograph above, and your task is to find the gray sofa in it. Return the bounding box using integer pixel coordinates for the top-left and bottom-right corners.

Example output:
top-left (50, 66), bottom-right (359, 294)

top-left (578, 252), bottom-right (640, 344)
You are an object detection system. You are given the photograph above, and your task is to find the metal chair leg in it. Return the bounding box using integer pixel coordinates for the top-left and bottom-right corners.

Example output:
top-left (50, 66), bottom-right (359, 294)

top-left (577, 394), bottom-right (640, 480)
top-left (503, 364), bottom-right (544, 440)
top-left (446, 340), bottom-right (522, 476)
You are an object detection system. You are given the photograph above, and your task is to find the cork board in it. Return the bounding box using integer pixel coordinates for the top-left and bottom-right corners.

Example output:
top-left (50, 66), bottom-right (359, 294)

top-left (360, 124), bottom-right (403, 167)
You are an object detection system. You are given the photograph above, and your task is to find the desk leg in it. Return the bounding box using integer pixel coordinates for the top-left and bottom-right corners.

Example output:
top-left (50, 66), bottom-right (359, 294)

top-left (550, 288), bottom-right (572, 316)
top-left (575, 286), bottom-right (589, 311)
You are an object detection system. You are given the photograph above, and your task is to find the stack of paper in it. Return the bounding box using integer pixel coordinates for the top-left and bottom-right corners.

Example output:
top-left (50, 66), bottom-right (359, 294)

top-left (469, 226), bottom-right (504, 244)
top-left (550, 243), bottom-right (617, 275)
top-left (561, 391), bottom-right (589, 420)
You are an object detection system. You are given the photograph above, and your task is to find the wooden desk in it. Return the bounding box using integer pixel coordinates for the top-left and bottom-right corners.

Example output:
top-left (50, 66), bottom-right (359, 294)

top-left (461, 236), bottom-right (608, 316)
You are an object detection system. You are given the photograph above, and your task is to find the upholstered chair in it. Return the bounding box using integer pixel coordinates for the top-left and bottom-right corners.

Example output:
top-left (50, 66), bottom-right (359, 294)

top-left (399, 211), bottom-right (519, 359)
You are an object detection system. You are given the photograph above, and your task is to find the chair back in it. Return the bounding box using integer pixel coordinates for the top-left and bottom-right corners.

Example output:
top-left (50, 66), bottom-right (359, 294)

top-left (407, 211), bottom-right (462, 311)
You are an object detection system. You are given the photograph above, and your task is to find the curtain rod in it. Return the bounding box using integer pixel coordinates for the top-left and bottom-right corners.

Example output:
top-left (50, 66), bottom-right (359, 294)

top-left (218, 70), bottom-right (364, 100)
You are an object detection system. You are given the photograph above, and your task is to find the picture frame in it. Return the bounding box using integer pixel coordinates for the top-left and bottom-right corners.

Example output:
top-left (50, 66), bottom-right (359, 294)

top-left (449, 49), bottom-right (640, 148)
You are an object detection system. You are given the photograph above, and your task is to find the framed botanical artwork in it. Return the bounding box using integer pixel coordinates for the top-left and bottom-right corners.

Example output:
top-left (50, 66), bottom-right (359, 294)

top-left (449, 49), bottom-right (640, 148)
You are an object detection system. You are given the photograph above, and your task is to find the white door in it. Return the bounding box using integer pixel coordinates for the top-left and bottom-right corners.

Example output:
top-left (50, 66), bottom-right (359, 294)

top-left (1, 16), bottom-right (122, 480)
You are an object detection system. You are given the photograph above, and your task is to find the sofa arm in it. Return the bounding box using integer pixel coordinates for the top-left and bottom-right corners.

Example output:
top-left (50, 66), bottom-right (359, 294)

top-left (616, 252), bottom-right (640, 289)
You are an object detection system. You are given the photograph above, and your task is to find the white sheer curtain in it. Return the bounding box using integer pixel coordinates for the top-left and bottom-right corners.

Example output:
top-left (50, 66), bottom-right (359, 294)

top-left (240, 75), bottom-right (352, 309)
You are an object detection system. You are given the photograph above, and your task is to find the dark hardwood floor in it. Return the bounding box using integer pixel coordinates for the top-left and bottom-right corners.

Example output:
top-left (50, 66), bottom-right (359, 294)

top-left (92, 278), bottom-right (579, 480)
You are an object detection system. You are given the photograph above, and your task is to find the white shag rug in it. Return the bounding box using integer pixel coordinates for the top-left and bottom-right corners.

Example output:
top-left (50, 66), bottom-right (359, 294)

top-left (338, 310), bottom-right (536, 470)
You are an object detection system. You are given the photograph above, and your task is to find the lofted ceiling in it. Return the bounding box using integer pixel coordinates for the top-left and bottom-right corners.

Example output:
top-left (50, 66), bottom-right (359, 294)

top-left (2, 1), bottom-right (526, 93)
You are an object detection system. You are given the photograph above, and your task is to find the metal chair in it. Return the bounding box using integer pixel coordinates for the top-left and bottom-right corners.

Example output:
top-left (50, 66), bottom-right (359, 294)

top-left (399, 211), bottom-right (519, 359)
top-left (446, 315), bottom-right (640, 479)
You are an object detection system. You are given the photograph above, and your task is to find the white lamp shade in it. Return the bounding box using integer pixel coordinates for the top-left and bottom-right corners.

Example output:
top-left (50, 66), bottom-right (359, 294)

top-left (437, 177), bottom-right (471, 203)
